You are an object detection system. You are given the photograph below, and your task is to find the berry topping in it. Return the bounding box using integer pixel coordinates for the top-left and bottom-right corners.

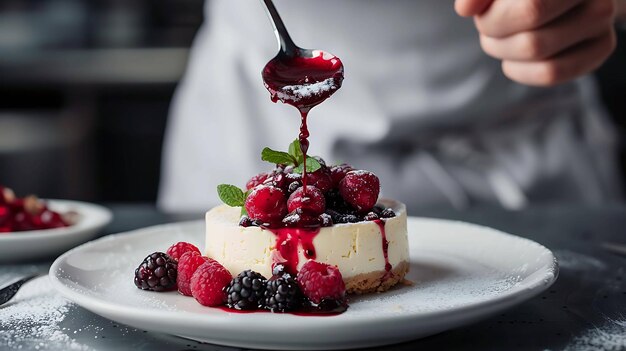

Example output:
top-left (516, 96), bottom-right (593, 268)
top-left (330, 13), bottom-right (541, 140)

top-left (244, 185), bottom-right (288, 224)
top-left (287, 181), bottom-right (302, 194)
top-left (287, 186), bottom-right (325, 216)
top-left (338, 170), bottom-right (380, 212)
top-left (225, 270), bottom-right (268, 310)
top-left (177, 251), bottom-right (209, 296)
top-left (264, 273), bottom-right (301, 312)
top-left (190, 259), bottom-right (232, 307)
top-left (239, 216), bottom-right (253, 227)
top-left (363, 212), bottom-right (379, 221)
top-left (246, 172), bottom-right (271, 190)
top-left (282, 209), bottom-right (321, 228)
top-left (166, 242), bottom-right (201, 261)
top-left (329, 163), bottom-right (354, 188)
top-left (304, 169), bottom-right (333, 193)
top-left (134, 252), bottom-right (178, 292)
top-left (319, 213), bottom-right (333, 227)
top-left (380, 208), bottom-right (396, 218)
top-left (284, 173), bottom-right (303, 193)
top-left (297, 261), bottom-right (346, 305)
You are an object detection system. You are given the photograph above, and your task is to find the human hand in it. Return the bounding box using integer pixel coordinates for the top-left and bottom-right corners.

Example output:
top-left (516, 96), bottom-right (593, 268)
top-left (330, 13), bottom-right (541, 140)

top-left (455, 0), bottom-right (618, 86)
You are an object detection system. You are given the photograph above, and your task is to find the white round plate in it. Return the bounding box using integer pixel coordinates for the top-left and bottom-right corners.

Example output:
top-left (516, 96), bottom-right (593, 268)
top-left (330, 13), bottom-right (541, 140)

top-left (1, 200), bottom-right (112, 262)
top-left (50, 218), bottom-right (558, 350)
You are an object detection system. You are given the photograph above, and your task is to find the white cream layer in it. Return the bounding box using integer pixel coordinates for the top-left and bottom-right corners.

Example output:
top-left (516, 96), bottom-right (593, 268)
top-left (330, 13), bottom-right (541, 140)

top-left (205, 200), bottom-right (409, 280)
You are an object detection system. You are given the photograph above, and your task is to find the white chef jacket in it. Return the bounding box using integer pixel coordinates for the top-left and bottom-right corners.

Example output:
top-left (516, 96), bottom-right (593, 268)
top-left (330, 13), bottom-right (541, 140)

top-left (158, 0), bottom-right (623, 213)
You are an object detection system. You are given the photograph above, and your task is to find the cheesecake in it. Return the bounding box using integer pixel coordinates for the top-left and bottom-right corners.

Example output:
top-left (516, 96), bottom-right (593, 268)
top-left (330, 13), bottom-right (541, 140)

top-left (205, 199), bottom-right (409, 294)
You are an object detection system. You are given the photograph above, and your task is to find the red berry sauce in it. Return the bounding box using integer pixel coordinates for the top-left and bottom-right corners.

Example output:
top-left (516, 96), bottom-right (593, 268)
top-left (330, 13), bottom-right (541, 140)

top-left (374, 219), bottom-right (393, 280)
top-left (268, 226), bottom-right (320, 276)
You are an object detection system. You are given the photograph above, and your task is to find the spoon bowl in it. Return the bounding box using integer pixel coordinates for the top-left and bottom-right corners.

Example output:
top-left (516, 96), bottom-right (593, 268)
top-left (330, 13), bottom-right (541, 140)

top-left (259, 0), bottom-right (344, 111)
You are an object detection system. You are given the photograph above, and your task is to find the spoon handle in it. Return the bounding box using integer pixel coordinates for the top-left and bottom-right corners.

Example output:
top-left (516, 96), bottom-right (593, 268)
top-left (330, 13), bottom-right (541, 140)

top-left (0, 274), bottom-right (40, 306)
top-left (259, 0), bottom-right (299, 56)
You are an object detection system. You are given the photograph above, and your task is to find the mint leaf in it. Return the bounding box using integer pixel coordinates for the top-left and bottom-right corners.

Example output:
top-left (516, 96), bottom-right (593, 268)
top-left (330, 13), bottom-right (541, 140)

top-left (217, 184), bottom-right (246, 207)
top-left (294, 157), bottom-right (322, 174)
top-left (261, 147), bottom-right (296, 166)
top-left (288, 139), bottom-right (304, 165)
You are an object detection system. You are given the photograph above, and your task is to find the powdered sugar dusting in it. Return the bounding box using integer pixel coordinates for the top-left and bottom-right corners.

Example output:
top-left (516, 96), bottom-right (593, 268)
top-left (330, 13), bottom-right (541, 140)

top-left (0, 276), bottom-right (92, 350)
top-left (348, 254), bottom-right (523, 316)
top-left (563, 317), bottom-right (626, 351)
top-left (278, 78), bottom-right (337, 101)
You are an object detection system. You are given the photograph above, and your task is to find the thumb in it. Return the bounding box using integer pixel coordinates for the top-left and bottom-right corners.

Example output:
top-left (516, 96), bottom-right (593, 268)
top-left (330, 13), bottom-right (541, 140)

top-left (455, 0), bottom-right (493, 17)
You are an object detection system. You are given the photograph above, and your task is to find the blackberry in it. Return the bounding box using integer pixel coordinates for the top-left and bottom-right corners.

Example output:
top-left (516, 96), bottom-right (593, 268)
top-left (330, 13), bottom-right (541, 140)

top-left (336, 214), bottom-right (360, 224)
top-left (264, 273), bottom-right (301, 312)
top-left (287, 181), bottom-right (301, 194)
top-left (372, 205), bottom-right (385, 215)
top-left (363, 212), bottom-right (379, 221)
top-left (272, 264), bottom-right (287, 277)
top-left (134, 252), bottom-right (177, 292)
top-left (225, 270), bottom-right (267, 310)
top-left (380, 209), bottom-right (396, 218)
top-left (319, 213), bottom-right (333, 227)
top-left (239, 216), bottom-right (252, 227)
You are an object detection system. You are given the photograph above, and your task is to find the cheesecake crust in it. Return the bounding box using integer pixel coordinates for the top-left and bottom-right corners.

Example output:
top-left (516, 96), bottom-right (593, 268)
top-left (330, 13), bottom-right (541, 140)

top-left (345, 260), bottom-right (410, 294)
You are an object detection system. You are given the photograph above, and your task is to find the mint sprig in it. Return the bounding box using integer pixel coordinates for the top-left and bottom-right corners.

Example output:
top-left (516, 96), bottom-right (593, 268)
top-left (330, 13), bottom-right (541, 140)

top-left (217, 184), bottom-right (246, 207)
top-left (294, 157), bottom-right (321, 174)
top-left (261, 140), bottom-right (321, 174)
top-left (288, 139), bottom-right (304, 165)
top-left (261, 148), bottom-right (296, 165)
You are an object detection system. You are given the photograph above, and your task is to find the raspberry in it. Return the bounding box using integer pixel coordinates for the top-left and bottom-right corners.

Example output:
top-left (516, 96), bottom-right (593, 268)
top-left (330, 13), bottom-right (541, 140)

top-left (264, 274), bottom-right (301, 312)
top-left (177, 251), bottom-right (209, 296)
top-left (246, 172), bottom-right (270, 190)
top-left (329, 164), bottom-right (354, 188)
top-left (297, 261), bottom-right (346, 304)
top-left (304, 169), bottom-right (333, 193)
top-left (0, 205), bottom-right (12, 233)
top-left (225, 270), bottom-right (267, 310)
top-left (339, 170), bottom-right (380, 212)
top-left (134, 252), bottom-right (178, 292)
top-left (166, 242), bottom-right (201, 261)
top-left (287, 186), bottom-right (325, 215)
top-left (190, 260), bottom-right (232, 306)
top-left (0, 186), bottom-right (15, 206)
top-left (244, 185), bottom-right (288, 224)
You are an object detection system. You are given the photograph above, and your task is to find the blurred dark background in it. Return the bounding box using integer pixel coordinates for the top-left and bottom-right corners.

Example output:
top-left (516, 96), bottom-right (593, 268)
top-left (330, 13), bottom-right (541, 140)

top-left (0, 0), bottom-right (624, 203)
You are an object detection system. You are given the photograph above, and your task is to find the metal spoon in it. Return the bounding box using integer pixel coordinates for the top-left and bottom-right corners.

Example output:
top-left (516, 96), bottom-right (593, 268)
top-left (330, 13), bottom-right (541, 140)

top-left (0, 274), bottom-right (40, 306)
top-left (259, 0), bottom-right (344, 109)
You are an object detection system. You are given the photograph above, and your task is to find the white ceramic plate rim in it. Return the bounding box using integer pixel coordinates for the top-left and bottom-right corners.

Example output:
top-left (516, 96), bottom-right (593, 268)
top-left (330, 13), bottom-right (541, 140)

top-left (50, 218), bottom-right (558, 330)
top-left (0, 199), bottom-right (112, 242)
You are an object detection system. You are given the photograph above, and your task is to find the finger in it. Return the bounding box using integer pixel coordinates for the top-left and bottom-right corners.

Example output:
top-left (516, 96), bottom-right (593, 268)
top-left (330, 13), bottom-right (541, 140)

top-left (501, 29), bottom-right (617, 86)
top-left (475, 0), bottom-right (585, 38)
top-left (455, 0), bottom-right (494, 17)
top-left (479, 1), bottom-right (613, 61)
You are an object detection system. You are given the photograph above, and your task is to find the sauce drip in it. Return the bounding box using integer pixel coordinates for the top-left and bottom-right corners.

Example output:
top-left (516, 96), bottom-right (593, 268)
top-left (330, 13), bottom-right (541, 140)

top-left (374, 219), bottom-right (393, 276)
top-left (268, 226), bottom-right (320, 276)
